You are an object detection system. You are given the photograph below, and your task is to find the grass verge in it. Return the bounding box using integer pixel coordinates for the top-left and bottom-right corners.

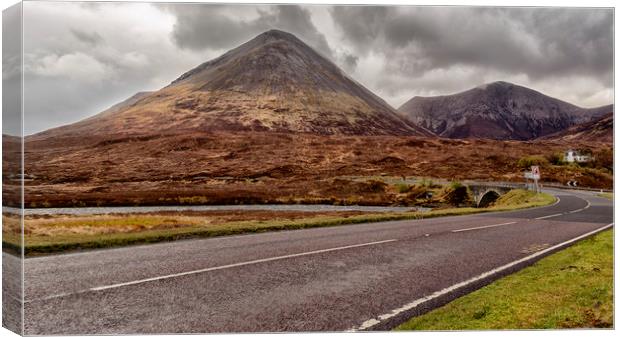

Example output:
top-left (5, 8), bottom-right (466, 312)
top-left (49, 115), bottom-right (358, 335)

top-left (4, 190), bottom-right (556, 256)
top-left (598, 192), bottom-right (613, 200)
top-left (396, 229), bottom-right (613, 330)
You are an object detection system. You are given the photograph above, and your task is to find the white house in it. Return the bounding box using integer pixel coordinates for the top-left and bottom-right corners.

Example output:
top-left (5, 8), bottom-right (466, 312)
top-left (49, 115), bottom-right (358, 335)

top-left (564, 149), bottom-right (593, 163)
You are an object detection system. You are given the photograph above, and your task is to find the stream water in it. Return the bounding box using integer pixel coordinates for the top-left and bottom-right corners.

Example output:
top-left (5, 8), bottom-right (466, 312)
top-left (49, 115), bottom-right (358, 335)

top-left (5, 204), bottom-right (430, 216)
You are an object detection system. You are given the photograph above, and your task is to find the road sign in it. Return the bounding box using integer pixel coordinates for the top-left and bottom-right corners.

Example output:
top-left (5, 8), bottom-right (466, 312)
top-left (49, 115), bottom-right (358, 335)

top-left (524, 165), bottom-right (541, 193)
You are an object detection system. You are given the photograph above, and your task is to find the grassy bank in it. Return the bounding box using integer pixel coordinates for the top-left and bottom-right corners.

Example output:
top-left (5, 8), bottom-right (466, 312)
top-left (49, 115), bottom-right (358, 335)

top-left (598, 192), bottom-right (613, 200)
top-left (396, 229), bottom-right (613, 330)
top-left (4, 190), bottom-right (555, 256)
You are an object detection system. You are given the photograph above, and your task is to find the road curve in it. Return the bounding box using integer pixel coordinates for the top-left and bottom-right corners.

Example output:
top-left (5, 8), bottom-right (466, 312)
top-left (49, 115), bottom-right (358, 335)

top-left (11, 189), bottom-right (613, 334)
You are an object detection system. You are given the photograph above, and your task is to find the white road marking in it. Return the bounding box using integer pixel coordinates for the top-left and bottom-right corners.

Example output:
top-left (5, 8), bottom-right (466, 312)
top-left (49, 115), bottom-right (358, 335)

top-left (453, 197), bottom-right (592, 232)
top-left (535, 199), bottom-right (591, 219)
top-left (451, 221), bottom-right (517, 233)
top-left (25, 291), bottom-right (88, 303)
top-left (568, 200), bottom-right (591, 214)
top-left (25, 193), bottom-right (598, 304)
top-left (535, 213), bottom-right (563, 220)
top-left (91, 239), bottom-right (398, 291)
top-left (28, 239), bottom-right (397, 302)
top-left (347, 223), bottom-right (614, 331)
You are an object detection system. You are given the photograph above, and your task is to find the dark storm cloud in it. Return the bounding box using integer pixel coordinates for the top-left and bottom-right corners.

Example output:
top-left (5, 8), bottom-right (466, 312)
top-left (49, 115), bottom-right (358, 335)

top-left (16, 2), bottom-right (613, 135)
top-left (330, 6), bottom-right (613, 85)
top-left (330, 6), bottom-right (388, 47)
top-left (513, 8), bottom-right (613, 83)
top-left (70, 28), bottom-right (103, 46)
top-left (342, 54), bottom-right (359, 73)
top-left (165, 4), bottom-right (335, 60)
top-left (165, 4), bottom-right (257, 50)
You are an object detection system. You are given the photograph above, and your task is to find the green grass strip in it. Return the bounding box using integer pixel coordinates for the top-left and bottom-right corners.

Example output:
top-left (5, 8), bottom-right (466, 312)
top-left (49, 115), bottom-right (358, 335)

top-left (396, 229), bottom-right (613, 330)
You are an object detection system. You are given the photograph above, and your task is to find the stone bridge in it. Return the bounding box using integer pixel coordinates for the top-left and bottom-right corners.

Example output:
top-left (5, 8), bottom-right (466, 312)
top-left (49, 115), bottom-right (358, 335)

top-left (466, 182), bottom-right (524, 207)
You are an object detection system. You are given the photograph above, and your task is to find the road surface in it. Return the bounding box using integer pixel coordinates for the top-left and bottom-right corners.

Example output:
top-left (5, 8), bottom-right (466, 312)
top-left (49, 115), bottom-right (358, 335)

top-left (6, 189), bottom-right (613, 334)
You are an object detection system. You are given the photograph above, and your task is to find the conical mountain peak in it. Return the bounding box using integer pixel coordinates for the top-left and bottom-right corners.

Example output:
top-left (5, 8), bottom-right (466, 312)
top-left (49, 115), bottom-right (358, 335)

top-left (487, 80), bottom-right (514, 87)
top-left (169, 30), bottom-right (328, 89)
top-left (32, 30), bottom-right (433, 139)
top-left (256, 29), bottom-right (300, 41)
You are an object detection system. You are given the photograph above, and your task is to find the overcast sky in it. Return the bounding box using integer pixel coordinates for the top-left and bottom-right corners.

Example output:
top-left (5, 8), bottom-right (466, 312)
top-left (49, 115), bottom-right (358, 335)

top-left (10, 2), bottom-right (614, 135)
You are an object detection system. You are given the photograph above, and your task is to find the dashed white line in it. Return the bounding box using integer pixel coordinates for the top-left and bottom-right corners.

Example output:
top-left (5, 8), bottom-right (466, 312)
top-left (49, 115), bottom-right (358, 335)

top-left (28, 239), bottom-right (398, 302)
top-left (535, 213), bottom-right (564, 220)
top-left (535, 199), bottom-right (591, 219)
top-left (92, 238), bottom-right (398, 291)
top-left (347, 223), bottom-right (614, 331)
top-left (451, 221), bottom-right (517, 233)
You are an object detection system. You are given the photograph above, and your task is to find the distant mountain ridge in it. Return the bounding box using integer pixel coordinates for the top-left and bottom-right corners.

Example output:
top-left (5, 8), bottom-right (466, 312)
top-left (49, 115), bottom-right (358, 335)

top-left (541, 112), bottom-right (613, 143)
top-left (397, 81), bottom-right (612, 140)
top-left (31, 29), bottom-right (432, 140)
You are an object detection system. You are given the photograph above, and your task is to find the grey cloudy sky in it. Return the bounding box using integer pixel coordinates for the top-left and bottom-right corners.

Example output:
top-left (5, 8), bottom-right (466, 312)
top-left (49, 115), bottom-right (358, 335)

top-left (10, 2), bottom-right (614, 135)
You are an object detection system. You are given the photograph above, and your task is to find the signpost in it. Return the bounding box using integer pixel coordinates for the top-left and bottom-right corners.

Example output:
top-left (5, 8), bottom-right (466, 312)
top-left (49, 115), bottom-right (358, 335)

top-left (524, 165), bottom-right (540, 193)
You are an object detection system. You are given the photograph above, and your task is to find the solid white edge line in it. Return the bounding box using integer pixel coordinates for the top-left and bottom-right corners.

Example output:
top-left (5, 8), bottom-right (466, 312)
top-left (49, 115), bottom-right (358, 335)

top-left (347, 222), bottom-right (614, 332)
top-left (30, 239), bottom-right (396, 299)
top-left (451, 221), bottom-right (517, 233)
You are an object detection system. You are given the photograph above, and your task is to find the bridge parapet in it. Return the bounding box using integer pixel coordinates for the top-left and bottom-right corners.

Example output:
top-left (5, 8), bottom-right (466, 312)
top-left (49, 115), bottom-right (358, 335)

top-left (466, 183), bottom-right (523, 207)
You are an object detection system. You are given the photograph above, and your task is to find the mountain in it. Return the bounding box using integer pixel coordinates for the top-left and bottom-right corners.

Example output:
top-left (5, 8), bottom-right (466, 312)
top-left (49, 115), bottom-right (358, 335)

top-left (541, 112), bottom-right (613, 143)
top-left (92, 91), bottom-right (153, 119)
top-left (397, 81), bottom-right (612, 140)
top-left (31, 30), bottom-right (432, 140)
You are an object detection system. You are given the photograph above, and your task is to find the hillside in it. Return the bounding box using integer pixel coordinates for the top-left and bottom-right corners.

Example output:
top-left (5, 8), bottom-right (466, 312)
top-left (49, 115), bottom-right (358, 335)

top-left (20, 132), bottom-right (612, 208)
top-left (398, 81), bottom-right (612, 140)
top-left (541, 112), bottom-right (613, 143)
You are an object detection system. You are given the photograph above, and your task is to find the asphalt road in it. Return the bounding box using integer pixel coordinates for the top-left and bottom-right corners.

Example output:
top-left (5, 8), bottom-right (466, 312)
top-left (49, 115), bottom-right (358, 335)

top-left (8, 189), bottom-right (613, 334)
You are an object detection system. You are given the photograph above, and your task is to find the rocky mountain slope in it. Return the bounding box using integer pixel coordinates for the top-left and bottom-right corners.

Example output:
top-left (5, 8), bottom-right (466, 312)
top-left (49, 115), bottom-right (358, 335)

top-left (31, 30), bottom-right (431, 140)
top-left (398, 81), bottom-right (612, 140)
top-left (541, 112), bottom-right (613, 143)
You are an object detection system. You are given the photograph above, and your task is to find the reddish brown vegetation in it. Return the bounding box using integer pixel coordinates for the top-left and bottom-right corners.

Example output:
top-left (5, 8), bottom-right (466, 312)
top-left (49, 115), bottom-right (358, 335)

top-left (4, 132), bottom-right (610, 208)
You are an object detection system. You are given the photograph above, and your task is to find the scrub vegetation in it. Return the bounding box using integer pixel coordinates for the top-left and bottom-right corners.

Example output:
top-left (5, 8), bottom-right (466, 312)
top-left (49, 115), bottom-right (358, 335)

top-left (9, 133), bottom-right (612, 209)
top-left (2, 189), bottom-right (555, 256)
